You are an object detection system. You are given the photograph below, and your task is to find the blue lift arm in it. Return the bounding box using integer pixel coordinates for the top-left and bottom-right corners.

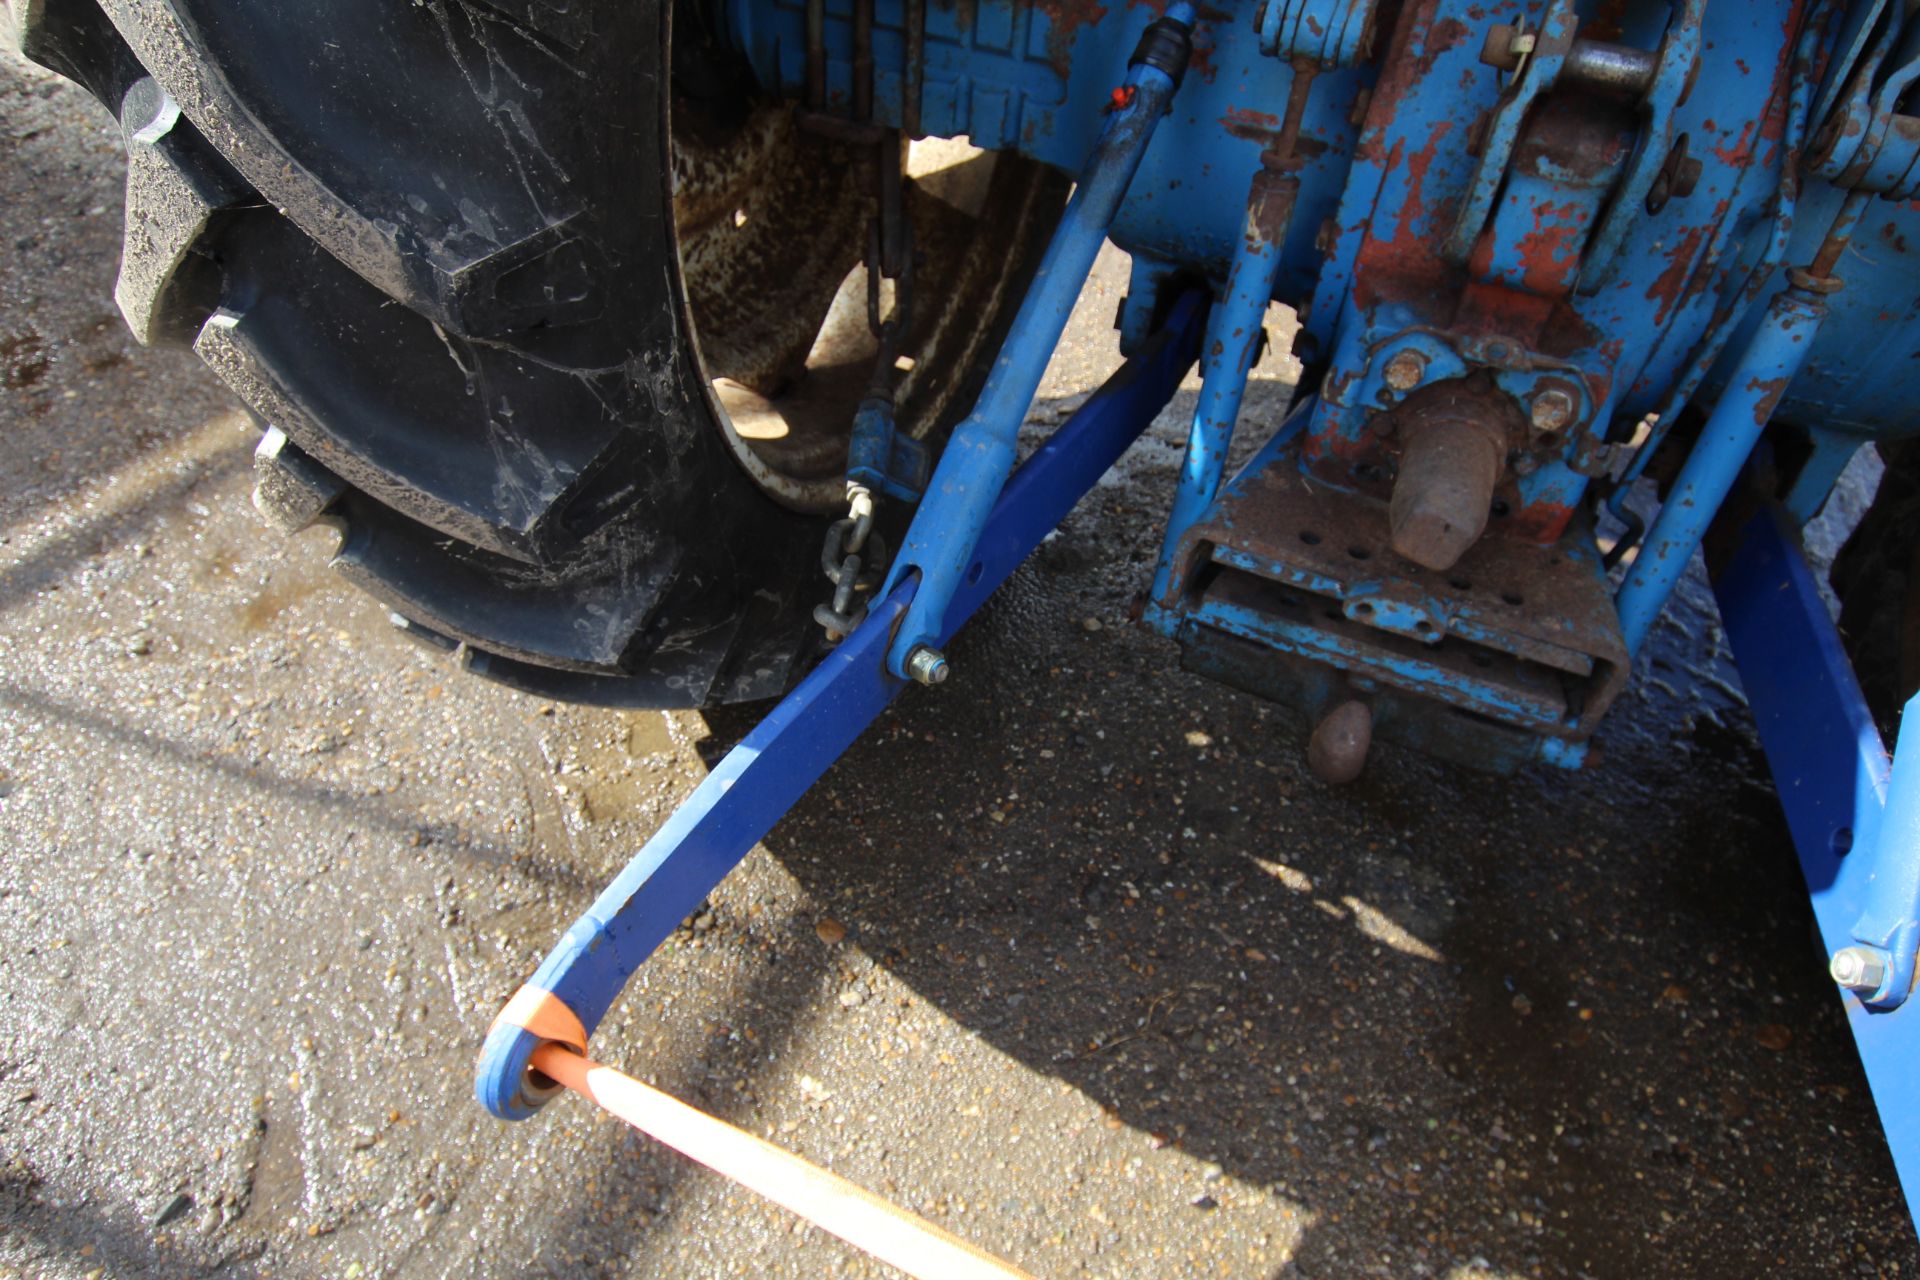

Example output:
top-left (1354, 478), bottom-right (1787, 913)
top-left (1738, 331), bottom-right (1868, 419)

top-left (877, 5), bottom-right (1194, 683)
top-left (476, 292), bottom-right (1207, 1120)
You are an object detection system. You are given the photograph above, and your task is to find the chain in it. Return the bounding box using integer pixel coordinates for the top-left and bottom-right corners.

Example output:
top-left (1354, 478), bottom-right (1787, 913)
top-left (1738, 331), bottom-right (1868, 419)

top-left (809, 0), bottom-right (917, 642)
top-left (813, 502), bottom-right (888, 640)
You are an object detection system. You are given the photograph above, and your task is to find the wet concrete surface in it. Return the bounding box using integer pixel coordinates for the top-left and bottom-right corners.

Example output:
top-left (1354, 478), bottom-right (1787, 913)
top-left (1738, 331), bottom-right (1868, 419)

top-left (2, 43), bottom-right (1916, 1280)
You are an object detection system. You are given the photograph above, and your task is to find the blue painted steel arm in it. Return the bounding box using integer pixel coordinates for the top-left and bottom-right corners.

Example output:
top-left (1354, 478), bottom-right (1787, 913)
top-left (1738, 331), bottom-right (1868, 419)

top-left (878, 7), bottom-right (1193, 681)
top-left (1616, 284), bottom-right (1828, 655)
top-left (476, 293), bottom-right (1207, 1120)
top-left (1714, 504), bottom-right (1918, 1225)
top-left (1148, 168), bottom-right (1293, 605)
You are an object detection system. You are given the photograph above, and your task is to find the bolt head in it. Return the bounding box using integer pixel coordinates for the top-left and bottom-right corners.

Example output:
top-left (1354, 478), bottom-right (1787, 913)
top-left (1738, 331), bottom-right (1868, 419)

top-left (1383, 350), bottom-right (1427, 393)
top-left (1830, 946), bottom-right (1889, 995)
top-left (1529, 388), bottom-right (1576, 432)
top-left (905, 646), bottom-right (949, 686)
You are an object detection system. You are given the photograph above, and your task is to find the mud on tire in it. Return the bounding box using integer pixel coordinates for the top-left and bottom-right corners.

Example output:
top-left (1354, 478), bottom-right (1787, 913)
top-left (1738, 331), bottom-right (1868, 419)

top-left (1831, 441), bottom-right (1920, 740)
top-left (13, 0), bottom-right (1066, 706)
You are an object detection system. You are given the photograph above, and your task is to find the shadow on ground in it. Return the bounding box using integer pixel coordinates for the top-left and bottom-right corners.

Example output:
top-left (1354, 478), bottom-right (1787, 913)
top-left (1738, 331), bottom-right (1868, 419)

top-left (672, 384), bottom-right (1909, 1278)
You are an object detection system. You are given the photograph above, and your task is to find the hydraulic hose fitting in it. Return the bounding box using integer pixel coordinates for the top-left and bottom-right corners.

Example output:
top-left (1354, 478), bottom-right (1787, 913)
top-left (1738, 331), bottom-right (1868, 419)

top-left (1130, 8), bottom-right (1196, 88)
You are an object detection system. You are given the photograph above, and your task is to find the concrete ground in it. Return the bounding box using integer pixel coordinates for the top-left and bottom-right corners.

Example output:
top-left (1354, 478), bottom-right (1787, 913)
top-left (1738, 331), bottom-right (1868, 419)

top-left (1, 42), bottom-right (1916, 1280)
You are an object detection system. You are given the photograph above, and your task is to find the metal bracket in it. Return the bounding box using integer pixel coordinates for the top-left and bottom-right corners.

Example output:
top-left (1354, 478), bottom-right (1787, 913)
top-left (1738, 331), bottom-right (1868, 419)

top-left (1842, 694), bottom-right (1920, 1008)
top-left (1445, 0), bottom-right (1706, 287)
top-left (1445, 0), bottom-right (1579, 263)
top-left (1577, 0), bottom-right (1706, 290)
top-left (1145, 398), bottom-right (1628, 766)
top-left (1334, 320), bottom-right (1606, 444)
top-left (846, 400), bottom-right (930, 503)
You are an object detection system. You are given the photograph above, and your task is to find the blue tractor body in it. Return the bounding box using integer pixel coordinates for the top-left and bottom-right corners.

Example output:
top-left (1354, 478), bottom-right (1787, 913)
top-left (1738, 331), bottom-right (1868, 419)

top-left (724, 0), bottom-right (1920, 767)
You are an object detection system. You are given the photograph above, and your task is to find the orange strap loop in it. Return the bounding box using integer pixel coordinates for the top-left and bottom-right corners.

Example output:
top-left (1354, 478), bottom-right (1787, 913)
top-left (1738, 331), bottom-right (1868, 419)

top-left (491, 985), bottom-right (588, 1053)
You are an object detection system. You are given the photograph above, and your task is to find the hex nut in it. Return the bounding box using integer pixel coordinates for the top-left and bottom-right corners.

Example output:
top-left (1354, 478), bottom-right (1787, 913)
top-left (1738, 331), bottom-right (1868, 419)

top-left (1529, 388), bottom-right (1576, 432)
top-left (1830, 946), bottom-right (1889, 995)
top-left (1383, 350), bottom-right (1427, 393)
top-left (905, 646), bottom-right (949, 686)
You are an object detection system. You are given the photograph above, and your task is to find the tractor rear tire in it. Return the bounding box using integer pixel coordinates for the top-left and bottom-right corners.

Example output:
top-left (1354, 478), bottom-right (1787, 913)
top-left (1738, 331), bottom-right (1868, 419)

top-left (13, 0), bottom-right (1067, 706)
top-left (1831, 441), bottom-right (1920, 741)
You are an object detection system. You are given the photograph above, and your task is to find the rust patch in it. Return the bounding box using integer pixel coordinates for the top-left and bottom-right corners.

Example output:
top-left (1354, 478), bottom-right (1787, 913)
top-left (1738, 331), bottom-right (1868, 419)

top-left (1510, 204), bottom-right (1587, 295)
top-left (1353, 120), bottom-right (1457, 309)
top-left (1746, 374), bottom-right (1792, 426)
top-left (1031, 0), bottom-right (1110, 74)
top-left (1356, 5), bottom-right (1470, 166)
top-left (1502, 496), bottom-right (1575, 543)
top-left (1645, 224), bottom-right (1708, 328)
top-left (1455, 280), bottom-right (1555, 339)
top-left (1516, 95), bottom-right (1633, 183)
top-left (1224, 106), bottom-right (1280, 129)
top-left (1757, 5), bottom-right (1804, 147)
top-left (1712, 119), bottom-right (1757, 167)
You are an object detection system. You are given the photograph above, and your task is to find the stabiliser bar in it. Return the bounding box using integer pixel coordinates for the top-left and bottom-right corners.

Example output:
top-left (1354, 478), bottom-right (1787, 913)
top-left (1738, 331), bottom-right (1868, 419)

top-left (473, 295), bottom-right (1206, 1272)
top-left (1714, 499), bottom-right (1920, 1223)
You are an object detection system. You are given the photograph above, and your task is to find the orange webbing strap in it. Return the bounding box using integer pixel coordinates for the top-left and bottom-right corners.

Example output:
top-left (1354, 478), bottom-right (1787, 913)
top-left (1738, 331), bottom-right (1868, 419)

top-left (492, 986), bottom-right (589, 1053)
top-left (528, 1043), bottom-right (1037, 1280)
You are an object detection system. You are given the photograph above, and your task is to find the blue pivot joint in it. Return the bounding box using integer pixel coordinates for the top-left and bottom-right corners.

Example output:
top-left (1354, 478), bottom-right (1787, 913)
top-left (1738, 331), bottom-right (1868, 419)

top-left (1839, 691), bottom-right (1920, 1009)
top-left (877, 5), bottom-right (1195, 681)
top-left (476, 294), bottom-right (1208, 1121)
